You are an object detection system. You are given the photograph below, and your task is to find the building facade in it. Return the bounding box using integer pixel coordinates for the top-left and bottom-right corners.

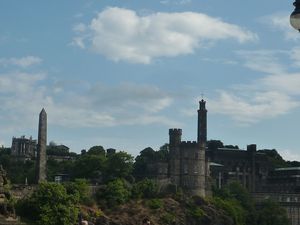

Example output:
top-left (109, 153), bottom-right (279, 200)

top-left (207, 144), bottom-right (271, 192)
top-left (11, 136), bottom-right (36, 159)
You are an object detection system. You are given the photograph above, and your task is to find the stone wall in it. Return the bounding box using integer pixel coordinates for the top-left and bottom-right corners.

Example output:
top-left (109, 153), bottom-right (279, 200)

top-left (253, 192), bottom-right (300, 225)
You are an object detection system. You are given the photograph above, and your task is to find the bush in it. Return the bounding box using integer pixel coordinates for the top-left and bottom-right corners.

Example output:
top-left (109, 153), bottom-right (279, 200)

top-left (213, 182), bottom-right (257, 225)
top-left (146, 198), bottom-right (163, 210)
top-left (63, 179), bottom-right (94, 206)
top-left (257, 200), bottom-right (290, 225)
top-left (188, 207), bottom-right (205, 219)
top-left (16, 182), bottom-right (79, 225)
top-left (160, 212), bottom-right (176, 225)
top-left (212, 197), bottom-right (246, 225)
top-left (132, 178), bottom-right (159, 199)
top-left (96, 179), bottom-right (130, 209)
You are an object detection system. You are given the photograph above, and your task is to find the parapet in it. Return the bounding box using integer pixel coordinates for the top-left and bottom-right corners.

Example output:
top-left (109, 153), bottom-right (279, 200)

top-left (169, 128), bottom-right (182, 135)
top-left (247, 144), bottom-right (257, 152)
top-left (180, 141), bottom-right (200, 148)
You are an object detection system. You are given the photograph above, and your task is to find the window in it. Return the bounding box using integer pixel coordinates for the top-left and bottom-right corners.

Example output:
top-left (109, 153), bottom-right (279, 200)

top-left (184, 165), bottom-right (188, 174)
top-left (194, 165), bottom-right (198, 174)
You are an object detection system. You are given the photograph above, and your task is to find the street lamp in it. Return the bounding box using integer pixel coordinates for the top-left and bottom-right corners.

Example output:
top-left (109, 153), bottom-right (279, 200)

top-left (290, 0), bottom-right (300, 31)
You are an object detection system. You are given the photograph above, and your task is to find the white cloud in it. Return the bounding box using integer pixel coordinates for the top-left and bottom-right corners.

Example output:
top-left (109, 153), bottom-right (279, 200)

top-left (236, 50), bottom-right (286, 74)
top-left (201, 57), bottom-right (238, 65)
top-left (73, 23), bottom-right (86, 33)
top-left (290, 47), bottom-right (300, 67)
top-left (280, 149), bottom-right (300, 162)
top-left (208, 91), bottom-right (299, 125)
top-left (182, 49), bottom-right (300, 125)
top-left (260, 73), bottom-right (300, 95)
top-left (177, 0), bottom-right (192, 5)
top-left (73, 7), bottom-right (257, 64)
top-left (261, 13), bottom-right (300, 41)
top-left (0, 56), bottom-right (42, 68)
top-left (0, 72), bottom-right (178, 132)
top-left (160, 0), bottom-right (191, 5)
top-left (71, 37), bottom-right (86, 49)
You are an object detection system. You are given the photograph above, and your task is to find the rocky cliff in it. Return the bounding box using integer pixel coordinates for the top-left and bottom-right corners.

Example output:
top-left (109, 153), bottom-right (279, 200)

top-left (95, 197), bottom-right (236, 225)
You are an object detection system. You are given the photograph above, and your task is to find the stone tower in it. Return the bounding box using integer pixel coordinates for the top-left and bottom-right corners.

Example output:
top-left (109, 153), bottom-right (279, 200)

top-left (168, 100), bottom-right (207, 197)
top-left (169, 128), bottom-right (182, 186)
top-left (36, 108), bottom-right (47, 183)
top-left (179, 141), bottom-right (206, 196)
top-left (197, 99), bottom-right (207, 143)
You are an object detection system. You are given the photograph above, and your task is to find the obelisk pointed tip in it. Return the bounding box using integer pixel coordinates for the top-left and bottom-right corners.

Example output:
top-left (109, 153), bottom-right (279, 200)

top-left (40, 108), bottom-right (46, 114)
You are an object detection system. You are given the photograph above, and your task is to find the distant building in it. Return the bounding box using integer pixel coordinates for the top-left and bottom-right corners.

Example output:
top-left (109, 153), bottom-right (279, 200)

top-left (262, 167), bottom-right (300, 193)
top-left (47, 144), bottom-right (76, 162)
top-left (106, 148), bottom-right (116, 156)
top-left (11, 136), bottom-right (37, 159)
top-left (207, 144), bottom-right (271, 192)
top-left (54, 173), bottom-right (70, 183)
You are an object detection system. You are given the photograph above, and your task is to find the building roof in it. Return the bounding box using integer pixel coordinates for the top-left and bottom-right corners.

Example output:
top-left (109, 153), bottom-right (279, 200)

top-left (275, 167), bottom-right (300, 171)
top-left (209, 162), bottom-right (224, 167)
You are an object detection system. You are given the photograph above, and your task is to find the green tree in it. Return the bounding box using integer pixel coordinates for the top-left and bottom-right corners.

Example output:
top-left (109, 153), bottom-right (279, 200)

top-left (87, 145), bottom-right (106, 156)
top-left (157, 144), bottom-right (169, 162)
top-left (213, 182), bottom-right (256, 225)
top-left (132, 178), bottom-right (159, 199)
top-left (224, 145), bottom-right (239, 149)
top-left (17, 182), bottom-right (79, 225)
top-left (96, 179), bottom-right (130, 209)
top-left (133, 147), bottom-right (168, 180)
top-left (1, 157), bottom-right (35, 184)
top-left (133, 147), bottom-right (156, 179)
top-left (257, 200), bottom-right (290, 225)
top-left (47, 158), bottom-right (74, 182)
top-left (72, 154), bottom-right (106, 180)
top-left (207, 140), bottom-right (224, 150)
top-left (258, 149), bottom-right (287, 168)
top-left (64, 179), bottom-right (94, 206)
top-left (212, 197), bottom-right (246, 225)
top-left (105, 151), bottom-right (134, 181)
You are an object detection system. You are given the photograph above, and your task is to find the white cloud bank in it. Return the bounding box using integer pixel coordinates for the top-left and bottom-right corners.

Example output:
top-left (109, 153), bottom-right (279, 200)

top-left (206, 49), bottom-right (300, 125)
top-left (208, 91), bottom-right (299, 125)
top-left (260, 13), bottom-right (300, 41)
top-left (0, 56), bottom-right (42, 68)
top-left (0, 72), bottom-right (178, 133)
top-left (72, 7), bottom-right (257, 64)
top-left (160, 0), bottom-right (192, 5)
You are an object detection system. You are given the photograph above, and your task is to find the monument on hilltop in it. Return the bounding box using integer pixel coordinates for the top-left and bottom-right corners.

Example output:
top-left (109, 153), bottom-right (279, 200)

top-left (169, 99), bottom-right (207, 197)
top-left (35, 108), bottom-right (47, 183)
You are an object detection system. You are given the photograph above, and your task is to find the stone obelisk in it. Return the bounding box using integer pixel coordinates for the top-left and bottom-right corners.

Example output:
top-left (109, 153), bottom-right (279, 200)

top-left (36, 108), bottom-right (47, 183)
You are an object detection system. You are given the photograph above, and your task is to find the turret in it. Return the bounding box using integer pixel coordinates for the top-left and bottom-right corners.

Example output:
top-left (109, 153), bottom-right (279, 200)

top-left (169, 129), bottom-right (182, 147)
top-left (247, 144), bottom-right (256, 192)
top-left (169, 129), bottom-right (182, 186)
top-left (197, 99), bottom-right (207, 143)
top-left (247, 144), bottom-right (257, 152)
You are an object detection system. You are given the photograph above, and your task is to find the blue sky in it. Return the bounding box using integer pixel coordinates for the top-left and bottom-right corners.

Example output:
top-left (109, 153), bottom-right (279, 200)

top-left (1, 0), bottom-right (300, 160)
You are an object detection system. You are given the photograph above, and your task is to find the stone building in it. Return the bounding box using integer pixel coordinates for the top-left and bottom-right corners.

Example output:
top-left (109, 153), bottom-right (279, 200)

top-left (207, 144), bottom-right (271, 192)
top-left (168, 99), bottom-right (207, 197)
top-left (263, 167), bottom-right (300, 193)
top-left (11, 136), bottom-right (36, 159)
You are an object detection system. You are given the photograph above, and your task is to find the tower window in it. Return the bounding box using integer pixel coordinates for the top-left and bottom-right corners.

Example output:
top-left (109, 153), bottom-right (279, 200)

top-left (184, 165), bottom-right (188, 174)
top-left (194, 165), bottom-right (198, 174)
